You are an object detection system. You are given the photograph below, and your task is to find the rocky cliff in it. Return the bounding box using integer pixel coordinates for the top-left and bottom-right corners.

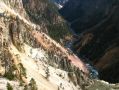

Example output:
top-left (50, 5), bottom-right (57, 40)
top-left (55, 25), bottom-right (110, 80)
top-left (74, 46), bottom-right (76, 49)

top-left (0, 0), bottom-right (89, 90)
top-left (0, 0), bottom-right (119, 90)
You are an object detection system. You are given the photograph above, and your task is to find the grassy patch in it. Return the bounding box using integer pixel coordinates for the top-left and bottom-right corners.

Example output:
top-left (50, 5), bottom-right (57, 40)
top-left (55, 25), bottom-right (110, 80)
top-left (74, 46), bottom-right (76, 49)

top-left (7, 83), bottom-right (13, 90)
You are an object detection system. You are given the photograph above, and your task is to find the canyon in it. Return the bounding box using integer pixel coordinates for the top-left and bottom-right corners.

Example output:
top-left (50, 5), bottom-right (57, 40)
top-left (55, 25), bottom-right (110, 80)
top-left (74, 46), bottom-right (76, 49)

top-left (0, 0), bottom-right (119, 90)
top-left (60, 0), bottom-right (119, 83)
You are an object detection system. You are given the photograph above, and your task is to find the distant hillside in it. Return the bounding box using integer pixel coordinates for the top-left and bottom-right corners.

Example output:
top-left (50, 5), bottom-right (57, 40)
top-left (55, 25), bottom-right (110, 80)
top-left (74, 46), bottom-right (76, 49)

top-left (60, 0), bottom-right (119, 83)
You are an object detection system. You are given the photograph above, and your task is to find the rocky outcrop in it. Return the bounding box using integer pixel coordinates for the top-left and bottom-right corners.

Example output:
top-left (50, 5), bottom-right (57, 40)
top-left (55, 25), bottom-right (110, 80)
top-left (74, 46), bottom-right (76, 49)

top-left (60, 0), bottom-right (119, 83)
top-left (0, 0), bottom-right (90, 90)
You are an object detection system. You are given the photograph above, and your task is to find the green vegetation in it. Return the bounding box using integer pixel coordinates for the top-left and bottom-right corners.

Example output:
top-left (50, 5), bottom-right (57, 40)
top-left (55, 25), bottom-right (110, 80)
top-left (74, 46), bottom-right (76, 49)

top-left (23, 85), bottom-right (28, 90)
top-left (4, 65), bottom-right (17, 80)
top-left (47, 22), bottom-right (71, 42)
top-left (23, 78), bottom-right (37, 90)
top-left (29, 78), bottom-right (38, 90)
top-left (19, 63), bottom-right (26, 78)
top-left (7, 83), bottom-right (13, 90)
top-left (4, 71), bottom-right (15, 80)
top-left (45, 66), bottom-right (50, 79)
top-left (4, 62), bottom-right (26, 83)
top-left (23, 0), bottom-right (71, 42)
